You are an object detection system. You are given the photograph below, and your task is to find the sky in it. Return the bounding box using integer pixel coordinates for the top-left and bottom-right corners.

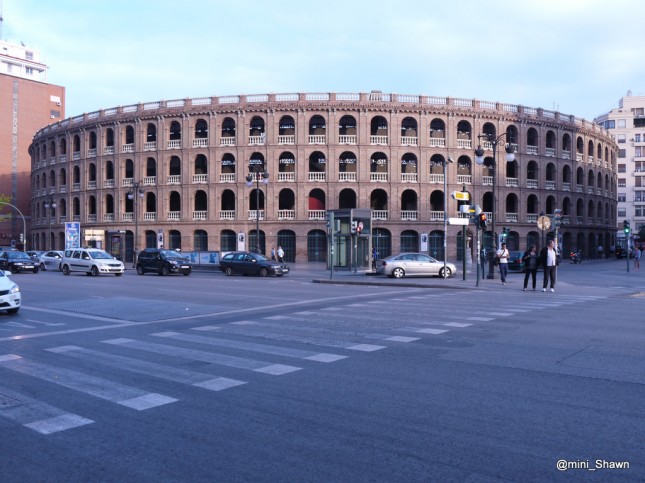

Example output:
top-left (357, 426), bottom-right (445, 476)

top-left (2, 0), bottom-right (643, 120)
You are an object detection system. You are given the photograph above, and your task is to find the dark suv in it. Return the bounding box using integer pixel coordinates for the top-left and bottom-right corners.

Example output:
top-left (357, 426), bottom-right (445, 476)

top-left (136, 248), bottom-right (192, 276)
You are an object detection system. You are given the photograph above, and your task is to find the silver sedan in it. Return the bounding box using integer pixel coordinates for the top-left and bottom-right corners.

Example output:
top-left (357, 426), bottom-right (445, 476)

top-left (376, 252), bottom-right (457, 278)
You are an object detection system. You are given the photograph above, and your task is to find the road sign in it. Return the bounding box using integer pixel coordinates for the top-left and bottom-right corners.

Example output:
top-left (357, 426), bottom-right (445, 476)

top-left (537, 216), bottom-right (551, 231)
top-left (448, 217), bottom-right (469, 225)
top-left (451, 191), bottom-right (470, 201)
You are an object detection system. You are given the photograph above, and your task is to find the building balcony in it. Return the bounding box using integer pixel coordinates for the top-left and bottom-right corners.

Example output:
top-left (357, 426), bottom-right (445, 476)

top-left (49, 157), bottom-right (56, 165)
top-left (527, 214), bottom-right (538, 223)
top-left (143, 176), bottom-right (156, 185)
top-left (278, 210), bottom-right (295, 220)
top-left (59, 154), bottom-right (67, 163)
top-left (103, 179), bottom-right (115, 188)
top-left (220, 137), bottom-right (235, 146)
top-left (309, 135), bottom-right (326, 144)
top-left (457, 175), bottom-right (472, 184)
top-left (506, 213), bottom-right (518, 223)
top-left (144, 212), bottom-right (157, 221)
top-left (167, 140), bottom-right (181, 149)
top-left (220, 173), bottom-right (235, 183)
top-left (429, 211), bottom-right (444, 222)
top-left (248, 210), bottom-right (265, 220)
top-left (193, 211), bottom-right (207, 220)
top-left (220, 211), bottom-right (235, 220)
top-left (59, 185), bottom-right (67, 193)
top-left (122, 212), bottom-right (134, 222)
top-left (87, 148), bottom-right (97, 158)
top-left (546, 181), bottom-right (556, 190)
top-left (372, 210), bottom-right (388, 220)
top-left (192, 138), bottom-right (208, 148)
top-left (339, 135), bottom-right (356, 144)
top-left (429, 138), bottom-right (446, 147)
top-left (457, 139), bottom-right (471, 149)
top-left (73, 152), bottom-right (81, 161)
top-left (278, 172), bottom-right (295, 182)
top-left (482, 176), bottom-right (493, 186)
top-left (562, 182), bottom-right (571, 191)
top-left (73, 183), bottom-right (80, 191)
top-left (167, 175), bottom-right (181, 184)
top-left (545, 148), bottom-right (556, 157)
top-left (308, 210), bottom-right (326, 220)
top-left (370, 172), bottom-right (388, 182)
top-left (562, 150), bottom-right (571, 160)
top-left (576, 184), bottom-right (584, 193)
top-left (526, 145), bottom-right (538, 155)
top-left (576, 153), bottom-right (583, 162)
top-left (248, 135), bottom-right (265, 145)
top-left (167, 211), bottom-right (181, 221)
top-left (401, 136), bottom-right (417, 146)
top-left (88, 180), bottom-right (97, 189)
top-left (144, 142), bottom-right (156, 151)
top-left (122, 178), bottom-right (133, 187)
top-left (401, 210), bottom-right (418, 221)
top-left (527, 179), bottom-right (538, 189)
top-left (587, 187), bottom-right (594, 194)
top-left (339, 172), bottom-right (356, 182)
top-left (104, 146), bottom-right (115, 155)
top-left (278, 135), bottom-right (295, 144)
top-left (308, 172), bottom-right (326, 182)
top-left (506, 178), bottom-right (519, 187)
top-left (122, 144), bottom-right (134, 153)
top-left (370, 135), bottom-right (388, 145)
top-left (429, 174), bottom-right (444, 184)
top-left (401, 173), bottom-right (418, 182)
top-left (192, 174), bottom-right (207, 183)
top-left (103, 213), bottom-right (115, 222)
top-left (87, 214), bottom-right (97, 223)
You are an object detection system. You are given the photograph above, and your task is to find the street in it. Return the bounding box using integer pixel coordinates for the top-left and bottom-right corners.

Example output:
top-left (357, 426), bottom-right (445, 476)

top-left (0, 260), bottom-right (643, 482)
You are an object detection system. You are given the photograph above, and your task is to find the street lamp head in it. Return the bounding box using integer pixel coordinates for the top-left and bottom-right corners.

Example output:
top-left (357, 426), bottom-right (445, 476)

top-left (504, 144), bottom-right (516, 162)
top-left (245, 174), bottom-right (254, 187)
top-left (474, 146), bottom-right (485, 165)
top-left (261, 170), bottom-right (269, 185)
top-left (447, 156), bottom-right (454, 164)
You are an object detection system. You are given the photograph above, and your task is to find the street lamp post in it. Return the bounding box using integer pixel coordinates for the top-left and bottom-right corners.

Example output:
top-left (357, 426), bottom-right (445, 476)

top-left (443, 156), bottom-right (454, 278)
top-left (127, 181), bottom-right (144, 268)
top-left (475, 133), bottom-right (515, 279)
top-left (43, 195), bottom-right (57, 250)
top-left (246, 165), bottom-right (269, 254)
top-left (0, 202), bottom-right (27, 251)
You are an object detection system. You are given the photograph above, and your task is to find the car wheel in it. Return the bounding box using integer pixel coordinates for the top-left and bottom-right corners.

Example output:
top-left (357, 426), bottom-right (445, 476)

top-left (40, 262), bottom-right (46, 271)
top-left (62, 265), bottom-right (70, 275)
top-left (136, 265), bottom-right (145, 275)
top-left (91, 266), bottom-right (99, 277)
top-left (392, 267), bottom-right (405, 278)
top-left (115, 273), bottom-right (123, 277)
top-left (6, 307), bottom-right (19, 314)
top-left (10, 266), bottom-right (18, 274)
top-left (225, 267), bottom-right (233, 276)
top-left (439, 267), bottom-right (451, 278)
top-left (160, 266), bottom-right (170, 276)
top-left (183, 272), bottom-right (190, 276)
top-left (259, 267), bottom-right (269, 277)
top-left (33, 268), bottom-right (39, 274)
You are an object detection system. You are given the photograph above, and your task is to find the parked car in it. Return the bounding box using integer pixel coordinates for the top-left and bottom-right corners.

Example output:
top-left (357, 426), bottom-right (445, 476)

top-left (136, 248), bottom-right (192, 276)
top-left (0, 251), bottom-right (39, 273)
top-left (39, 250), bottom-right (64, 271)
top-left (219, 251), bottom-right (289, 277)
top-left (0, 270), bottom-right (21, 314)
top-left (27, 250), bottom-right (45, 262)
top-left (61, 248), bottom-right (124, 276)
top-left (375, 252), bottom-right (456, 278)
top-left (507, 251), bottom-right (525, 271)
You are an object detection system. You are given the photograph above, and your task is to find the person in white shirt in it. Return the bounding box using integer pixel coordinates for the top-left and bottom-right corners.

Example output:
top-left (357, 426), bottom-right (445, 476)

top-left (496, 242), bottom-right (510, 285)
top-left (539, 239), bottom-right (559, 292)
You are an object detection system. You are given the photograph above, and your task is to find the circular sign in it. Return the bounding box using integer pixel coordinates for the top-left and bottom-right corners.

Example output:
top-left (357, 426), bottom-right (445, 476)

top-left (537, 216), bottom-right (551, 231)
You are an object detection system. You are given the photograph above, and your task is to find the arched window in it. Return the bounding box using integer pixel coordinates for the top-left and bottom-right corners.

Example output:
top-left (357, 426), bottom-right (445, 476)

top-left (194, 230), bottom-right (208, 251)
top-left (194, 119), bottom-right (208, 139)
top-left (169, 121), bottom-right (181, 141)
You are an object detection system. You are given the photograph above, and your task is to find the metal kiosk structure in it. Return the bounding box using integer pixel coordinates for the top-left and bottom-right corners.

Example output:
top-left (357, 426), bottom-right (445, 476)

top-left (326, 209), bottom-right (372, 276)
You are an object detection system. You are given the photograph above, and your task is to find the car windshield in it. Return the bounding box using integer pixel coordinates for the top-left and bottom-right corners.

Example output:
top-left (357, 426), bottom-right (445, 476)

top-left (7, 252), bottom-right (30, 260)
top-left (253, 253), bottom-right (269, 261)
top-left (161, 250), bottom-right (185, 259)
top-left (89, 251), bottom-right (113, 260)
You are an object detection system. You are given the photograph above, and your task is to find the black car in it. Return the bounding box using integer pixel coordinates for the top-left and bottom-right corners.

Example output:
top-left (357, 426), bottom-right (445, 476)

top-left (0, 251), bottom-right (39, 273)
top-left (136, 248), bottom-right (192, 276)
top-left (219, 251), bottom-right (289, 277)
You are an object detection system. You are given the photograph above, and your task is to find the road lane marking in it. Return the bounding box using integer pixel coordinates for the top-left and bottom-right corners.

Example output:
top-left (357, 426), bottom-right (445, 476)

top-left (101, 338), bottom-right (302, 375)
top-left (0, 354), bottom-right (177, 410)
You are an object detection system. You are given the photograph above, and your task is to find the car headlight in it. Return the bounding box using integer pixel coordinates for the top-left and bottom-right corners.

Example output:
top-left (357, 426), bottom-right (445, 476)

top-left (9, 285), bottom-right (19, 294)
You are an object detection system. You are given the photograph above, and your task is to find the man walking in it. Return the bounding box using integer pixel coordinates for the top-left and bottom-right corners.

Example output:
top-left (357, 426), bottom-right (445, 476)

top-left (496, 242), bottom-right (510, 285)
top-left (540, 239), bottom-right (559, 292)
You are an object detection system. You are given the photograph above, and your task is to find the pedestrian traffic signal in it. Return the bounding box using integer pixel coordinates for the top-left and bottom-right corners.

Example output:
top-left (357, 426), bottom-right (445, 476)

top-left (351, 221), bottom-right (357, 234)
top-left (501, 227), bottom-right (510, 240)
top-left (478, 213), bottom-right (487, 229)
top-left (624, 219), bottom-right (631, 234)
top-left (553, 209), bottom-right (562, 229)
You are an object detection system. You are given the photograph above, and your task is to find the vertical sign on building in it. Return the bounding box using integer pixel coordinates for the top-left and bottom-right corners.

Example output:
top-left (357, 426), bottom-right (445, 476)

top-left (65, 222), bottom-right (80, 250)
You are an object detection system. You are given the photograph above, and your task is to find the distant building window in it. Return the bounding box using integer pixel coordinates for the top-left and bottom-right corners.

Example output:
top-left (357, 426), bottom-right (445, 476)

top-left (617, 134), bottom-right (626, 143)
top-left (25, 51), bottom-right (33, 60)
top-left (25, 67), bottom-right (33, 75)
top-left (636, 147), bottom-right (643, 157)
top-left (618, 178), bottom-right (626, 187)
top-left (618, 119), bottom-right (627, 128)
top-left (49, 110), bottom-right (60, 119)
top-left (618, 164), bottom-right (626, 173)
top-left (617, 193), bottom-right (626, 202)
top-left (618, 208), bottom-right (626, 217)
top-left (604, 120), bottom-right (615, 129)
top-left (635, 118), bottom-right (645, 128)
top-left (618, 149), bottom-right (626, 158)
top-left (636, 206), bottom-right (645, 217)
top-left (634, 108), bottom-right (644, 116)
top-left (636, 134), bottom-right (642, 142)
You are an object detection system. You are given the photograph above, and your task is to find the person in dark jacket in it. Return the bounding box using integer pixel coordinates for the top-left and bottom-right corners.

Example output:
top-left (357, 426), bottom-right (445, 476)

top-left (522, 244), bottom-right (539, 291)
top-left (539, 239), bottom-right (559, 292)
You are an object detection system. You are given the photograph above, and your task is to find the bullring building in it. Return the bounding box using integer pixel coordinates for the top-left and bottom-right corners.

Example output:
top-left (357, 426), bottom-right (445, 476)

top-left (29, 92), bottom-right (617, 265)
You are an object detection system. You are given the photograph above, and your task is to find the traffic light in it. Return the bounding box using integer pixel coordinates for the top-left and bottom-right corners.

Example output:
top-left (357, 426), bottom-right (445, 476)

top-left (553, 209), bottom-right (562, 229)
top-left (356, 221), bottom-right (363, 235)
top-left (624, 219), bottom-right (631, 234)
top-left (501, 227), bottom-right (509, 240)
top-left (351, 221), bottom-right (358, 234)
top-left (19, 233), bottom-right (24, 243)
top-left (478, 213), bottom-right (487, 229)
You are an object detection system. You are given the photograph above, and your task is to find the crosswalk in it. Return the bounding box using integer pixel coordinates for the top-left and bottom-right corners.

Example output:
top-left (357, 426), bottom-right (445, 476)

top-left (0, 292), bottom-right (608, 435)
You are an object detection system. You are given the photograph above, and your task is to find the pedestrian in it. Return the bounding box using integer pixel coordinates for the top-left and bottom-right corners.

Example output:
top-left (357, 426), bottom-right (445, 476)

top-left (480, 248), bottom-right (487, 278)
top-left (277, 246), bottom-right (284, 263)
top-left (371, 246), bottom-right (379, 270)
top-left (270, 247), bottom-right (276, 261)
top-left (496, 242), bottom-right (510, 285)
top-left (634, 245), bottom-right (641, 270)
top-left (522, 244), bottom-right (539, 291)
top-left (540, 239), bottom-right (559, 292)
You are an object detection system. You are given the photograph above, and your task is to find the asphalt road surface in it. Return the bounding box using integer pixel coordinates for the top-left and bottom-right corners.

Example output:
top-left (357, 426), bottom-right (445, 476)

top-left (0, 260), bottom-right (643, 482)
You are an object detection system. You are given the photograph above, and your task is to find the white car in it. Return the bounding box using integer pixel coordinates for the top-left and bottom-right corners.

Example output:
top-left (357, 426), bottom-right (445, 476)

top-left (39, 250), bottom-right (64, 271)
top-left (376, 252), bottom-right (457, 278)
top-left (61, 248), bottom-right (124, 276)
top-left (0, 270), bottom-right (21, 314)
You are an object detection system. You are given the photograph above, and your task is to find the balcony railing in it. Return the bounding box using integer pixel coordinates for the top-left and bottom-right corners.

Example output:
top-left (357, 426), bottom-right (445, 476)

top-left (192, 174), bottom-right (207, 183)
top-left (401, 173), bottom-right (418, 182)
top-left (482, 176), bottom-right (493, 186)
top-left (309, 135), bottom-right (326, 144)
top-left (339, 135), bottom-right (356, 144)
top-left (278, 172), bottom-right (295, 182)
top-left (73, 152), bottom-right (81, 161)
top-left (278, 135), bottom-right (295, 144)
top-left (193, 211), bottom-right (207, 220)
top-left (167, 211), bottom-right (181, 221)
top-left (103, 213), bottom-right (115, 222)
top-left (546, 180), bottom-right (556, 190)
top-left (167, 140), bottom-right (181, 149)
top-left (429, 174), bottom-right (444, 184)
top-left (562, 150), bottom-right (570, 160)
top-left (401, 136), bottom-right (417, 146)
top-left (122, 178), bottom-right (133, 187)
top-left (576, 153), bottom-right (583, 162)
top-left (339, 172), bottom-right (356, 182)
top-left (87, 148), bottom-right (97, 158)
top-left (59, 154), bottom-right (67, 163)
top-left (587, 187), bottom-right (594, 194)
top-left (88, 180), bottom-right (97, 189)
top-left (103, 179), bottom-right (115, 188)
top-left (370, 173), bottom-right (388, 182)
top-left (308, 210), bottom-right (326, 220)
top-left (220, 137), bottom-right (235, 146)
top-left (526, 145), bottom-right (538, 155)
top-left (527, 179), bottom-right (538, 189)
top-left (248, 135), bottom-right (265, 145)
top-left (457, 139), bottom-right (471, 149)
top-left (220, 173), bottom-right (235, 183)
top-left (308, 172), bottom-right (326, 182)
top-left (527, 214), bottom-right (538, 223)
top-left (562, 182), bottom-right (571, 191)
top-left (220, 211), bottom-right (235, 220)
top-left (167, 175), bottom-right (181, 184)
top-left (278, 210), bottom-right (295, 220)
top-left (122, 144), bottom-right (134, 153)
top-left (430, 211), bottom-right (444, 221)
top-left (192, 138), bottom-right (208, 148)
top-left (506, 178), bottom-right (518, 187)
top-left (429, 138), bottom-right (446, 147)
top-left (506, 213), bottom-right (518, 223)
top-left (104, 146), bottom-right (115, 155)
top-left (122, 212), bottom-right (134, 222)
top-left (248, 210), bottom-right (265, 220)
top-left (144, 212), bottom-right (157, 221)
top-left (73, 183), bottom-right (80, 191)
top-left (576, 184), bottom-right (584, 193)
top-left (370, 135), bottom-right (388, 145)
top-left (143, 176), bottom-right (156, 185)
top-left (457, 175), bottom-right (472, 184)
top-left (401, 210), bottom-right (418, 221)
top-left (372, 210), bottom-right (388, 220)
top-left (144, 142), bottom-right (156, 151)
